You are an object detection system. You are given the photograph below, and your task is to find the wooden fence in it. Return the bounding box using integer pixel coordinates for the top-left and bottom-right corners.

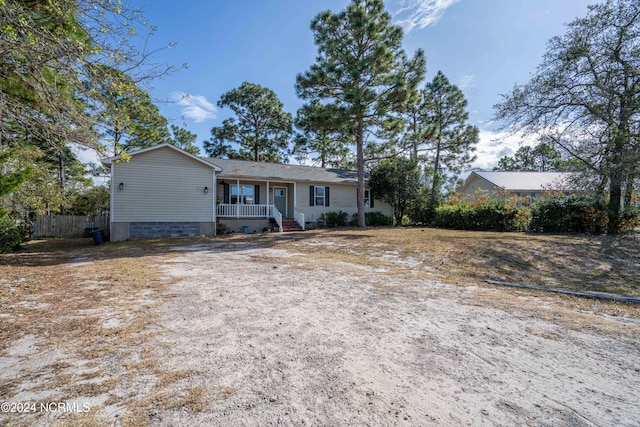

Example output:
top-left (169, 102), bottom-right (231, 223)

top-left (33, 215), bottom-right (110, 238)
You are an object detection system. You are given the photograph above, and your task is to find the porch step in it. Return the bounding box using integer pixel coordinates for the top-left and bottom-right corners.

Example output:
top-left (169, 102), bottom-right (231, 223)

top-left (281, 218), bottom-right (304, 232)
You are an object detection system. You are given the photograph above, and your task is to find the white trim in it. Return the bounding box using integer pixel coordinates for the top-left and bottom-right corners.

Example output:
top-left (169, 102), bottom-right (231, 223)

top-left (212, 172), bottom-right (217, 235)
top-left (293, 182), bottom-right (297, 208)
top-left (110, 164), bottom-right (115, 223)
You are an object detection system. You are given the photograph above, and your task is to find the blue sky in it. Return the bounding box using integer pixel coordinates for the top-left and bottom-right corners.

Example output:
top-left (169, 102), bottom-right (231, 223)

top-left (130, 0), bottom-right (593, 169)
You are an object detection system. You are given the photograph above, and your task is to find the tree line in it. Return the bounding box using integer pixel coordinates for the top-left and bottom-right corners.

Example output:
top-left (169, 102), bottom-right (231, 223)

top-left (2, 0), bottom-right (638, 234)
top-left (1, 0), bottom-right (198, 220)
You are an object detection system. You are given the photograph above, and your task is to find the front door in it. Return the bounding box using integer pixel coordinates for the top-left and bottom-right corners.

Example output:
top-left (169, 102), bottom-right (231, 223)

top-left (274, 187), bottom-right (287, 217)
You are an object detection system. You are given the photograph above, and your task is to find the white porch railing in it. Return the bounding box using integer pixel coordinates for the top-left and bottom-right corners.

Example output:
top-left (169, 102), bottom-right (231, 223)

top-left (294, 208), bottom-right (305, 231)
top-left (271, 205), bottom-right (283, 232)
top-left (216, 203), bottom-right (286, 232)
top-left (217, 204), bottom-right (270, 218)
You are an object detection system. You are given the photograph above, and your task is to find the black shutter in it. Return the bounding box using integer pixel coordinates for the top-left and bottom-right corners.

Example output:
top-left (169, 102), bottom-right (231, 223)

top-left (325, 186), bottom-right (330, 206)
top-left (254, 185), bottom-right (260, 204)
top-left (309, 186), bottom-right (315, 206)
top-left (370, 189), bottom-right (374, 208)
top-left (223, 183), bottom-right (230, 204)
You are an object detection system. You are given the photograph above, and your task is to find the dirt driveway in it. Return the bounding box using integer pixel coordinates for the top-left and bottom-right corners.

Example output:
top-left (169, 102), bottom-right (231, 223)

top-left (1, 231), bottom-right (639, 426)
top-left (154, 236), bottom-right (640, 426)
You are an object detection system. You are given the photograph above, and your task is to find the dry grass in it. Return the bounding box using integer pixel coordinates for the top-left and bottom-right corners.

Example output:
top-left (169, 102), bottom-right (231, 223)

top-left (1, 229), bottom-right (638, 425)
top-left (0, 237), bottom-right (208, 426)
top-left (269, 227), bottom-right (640, 296)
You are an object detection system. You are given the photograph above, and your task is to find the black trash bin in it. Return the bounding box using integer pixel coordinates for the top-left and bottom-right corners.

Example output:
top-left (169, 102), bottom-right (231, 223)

top-left (85, 225), bottom-right (98, 237)
top-left (90, 228), bottom-right (105, 245)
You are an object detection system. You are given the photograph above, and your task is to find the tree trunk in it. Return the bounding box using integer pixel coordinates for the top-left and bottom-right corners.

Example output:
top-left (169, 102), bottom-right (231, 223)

top-left (623, 174), bottom-right (635, 215)
top-left (254, 129), bottom-right (259, 161)
top-left (411, 114), bottom-right (418, 161)
top-left (429, 137), bottom-right (442, 206)
top-left (607, 146), bottom-right (623, 234)
top-left (356, 120), bottom-right (366, 228)
top-left (58, 149), bottom-right (66, 215)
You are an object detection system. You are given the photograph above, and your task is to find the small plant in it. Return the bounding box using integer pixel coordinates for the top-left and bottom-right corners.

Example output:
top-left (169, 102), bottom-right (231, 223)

top-left (216, 222), bottom-right (228, 235)
top-left (0, 217), bottom-right (30, 253)
top-left (351, 211), bottom-right (393, 226)
top-left (320, 210), bottom-right (348, 227)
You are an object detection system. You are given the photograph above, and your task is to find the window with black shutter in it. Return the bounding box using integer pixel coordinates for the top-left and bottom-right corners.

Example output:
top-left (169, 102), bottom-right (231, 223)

top-left (310, 185), bottom-right (330, 206)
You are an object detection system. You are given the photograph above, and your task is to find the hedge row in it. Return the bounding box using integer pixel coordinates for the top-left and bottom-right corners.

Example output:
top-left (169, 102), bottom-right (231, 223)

top-left (431, 195), bottom-right (637, 234)
top-left (432, 199), bottom-right (525, 232)
top-left (320, 210), bottom-right (394, 227)
top-left (528, 195), bottom-right (608, 234)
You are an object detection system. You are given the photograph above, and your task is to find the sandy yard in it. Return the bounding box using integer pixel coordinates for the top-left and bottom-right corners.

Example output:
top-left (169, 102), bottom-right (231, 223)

top-left (155, 237), bottom-right (640, 426)
top-left (1, 231), bottom-right (639, 426)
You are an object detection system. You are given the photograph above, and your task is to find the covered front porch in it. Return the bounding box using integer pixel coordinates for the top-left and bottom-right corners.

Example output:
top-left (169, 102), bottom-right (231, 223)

top-left (215, 180), bottom-right (305, 232)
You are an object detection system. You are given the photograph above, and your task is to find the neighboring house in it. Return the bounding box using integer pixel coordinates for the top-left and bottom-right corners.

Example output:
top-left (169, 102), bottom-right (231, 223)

top-left (103, 143), bottom-right (392, 242)
top-left (460, 171), bottom-right (575, 204)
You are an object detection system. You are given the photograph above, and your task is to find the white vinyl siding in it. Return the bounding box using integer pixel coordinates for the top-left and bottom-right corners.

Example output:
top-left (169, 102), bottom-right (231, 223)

top-left (112, 146), bottom-right (215, 222)
top-left (297, 183), bottom-right (393, 221)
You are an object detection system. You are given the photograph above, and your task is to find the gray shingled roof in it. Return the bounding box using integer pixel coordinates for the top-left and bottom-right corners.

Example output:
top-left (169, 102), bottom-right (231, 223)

top-left (471, 171), bottom-right (574, 191)
top-left (203, 157), bottom-right (364, 184)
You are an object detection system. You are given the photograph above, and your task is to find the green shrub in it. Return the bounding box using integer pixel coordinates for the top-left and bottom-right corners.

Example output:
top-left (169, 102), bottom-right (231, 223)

top-left (529, 195), bottom-right (608, 234)
top-left (216, 222), bottom-right (229, 234)
top-left (621, 207), bottom-right (640, 231)
top-left (366, 211), bottom-right (393, 226)
top-left (0, 218), bottom-right (29, 253)
top-left (351, 211), bottom-right (393, 226)
top-left (433, 199), bottom-right (522, 231)
top-left (320, 210), bottom-right (348, 227)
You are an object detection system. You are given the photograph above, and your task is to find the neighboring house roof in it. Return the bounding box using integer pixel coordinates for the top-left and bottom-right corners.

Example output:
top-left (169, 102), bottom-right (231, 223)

top-left (465, 171), bottom-right (575, 192)
top-left (102, 143), bottom-right (221, 171)
top-left (204, 157), bottom-right (363, 185)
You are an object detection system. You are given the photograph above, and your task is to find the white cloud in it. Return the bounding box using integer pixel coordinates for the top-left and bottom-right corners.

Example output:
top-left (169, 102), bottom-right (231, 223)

top-left (472, 129), bottom-right (539, 170)
top-left (456, 74), bottom-right (474, 89)
top-left (392, 0), bottom-right (461, 33)
top-left (171, 92), bottom-right (217, 123)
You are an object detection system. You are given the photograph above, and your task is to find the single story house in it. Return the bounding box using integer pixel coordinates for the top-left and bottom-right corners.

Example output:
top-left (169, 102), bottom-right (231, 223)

top-left (103, 143), bottom-right (392, 242)
top-left (460, 171), bottom-right (575, 204)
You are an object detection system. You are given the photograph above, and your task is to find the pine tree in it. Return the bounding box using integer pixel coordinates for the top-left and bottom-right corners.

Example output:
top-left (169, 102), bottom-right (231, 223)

top-left (296, 0), bottom-right (425, 227)
top-left (205, 82), bottom-right (292, 163)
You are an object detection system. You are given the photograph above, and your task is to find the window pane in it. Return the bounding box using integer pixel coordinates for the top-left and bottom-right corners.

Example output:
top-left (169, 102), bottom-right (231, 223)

top-left (364, 190), bottom-right (370, 208)
top-left (315, 186), bottom-right (325, 206)
top-left (230, 185), bottom-right (255, 204)
top-left (242, 185), bottom-right (254, 204)
top-left (231, 185), bottom-right (239, 204)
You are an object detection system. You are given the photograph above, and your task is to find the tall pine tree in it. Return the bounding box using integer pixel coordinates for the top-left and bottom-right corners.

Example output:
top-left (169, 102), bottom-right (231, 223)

top-left (421, 71), bottom-right (478, 207)
top-left (205, 82), bottom-right (292, 163)
top-left (296, 0), bottom-right (425, 227)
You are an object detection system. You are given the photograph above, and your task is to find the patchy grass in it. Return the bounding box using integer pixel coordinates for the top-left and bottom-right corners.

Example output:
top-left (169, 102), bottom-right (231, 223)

top-left (270, 227), bottom-right (640, 296)
top-left (1, 228), bottom-right (638, 424)
top-left (0, 237), bottom-right (209, 426)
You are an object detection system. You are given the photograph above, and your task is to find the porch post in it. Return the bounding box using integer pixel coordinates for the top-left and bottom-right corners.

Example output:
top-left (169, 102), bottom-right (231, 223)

top-left (293, 182), bottom-right (297, 208)
top-left (236, 179), bottom-right (240, 218)
top-left (213, 172), bottom-right (217, 236)
top-left (266, 180), bottom-right (270, 218)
